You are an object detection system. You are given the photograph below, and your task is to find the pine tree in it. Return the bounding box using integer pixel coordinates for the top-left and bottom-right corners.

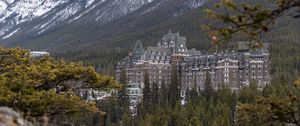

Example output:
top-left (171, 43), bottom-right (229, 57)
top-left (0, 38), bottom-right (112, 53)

top-left (122, 109), bottom-right (132, 126)
top-left (169, 66), bottom-right (181, 108)
top-left (135, 103), bottom-right (146, 126)
top-left (120, 69), bottom-right (127, 85)
top-left (143, 70), bottom-right (152, 113)
top-left (117, 69), bottom-right (130, 124)
top-left (203, 71), bottom-right (214, 101)
top-left (190, 81), bottom-right (199, 105)
top-left (152, 82), bottom-right (159, 109)
top-left (160, 80), bottom-right (168, 107)
top-left (0, 47), bottom-right (119, 125)
top-left (185, 84), bottom-right (190, 105)
top-left (189, 116), bottom-right (203, 126)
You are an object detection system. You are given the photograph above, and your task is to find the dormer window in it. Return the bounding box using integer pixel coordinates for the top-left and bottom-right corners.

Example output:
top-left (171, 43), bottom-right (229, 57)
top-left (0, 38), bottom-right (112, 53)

top-left (151, 55), bottom-right (154, 59)
top-left (167, 56), bottom-right (170, 60)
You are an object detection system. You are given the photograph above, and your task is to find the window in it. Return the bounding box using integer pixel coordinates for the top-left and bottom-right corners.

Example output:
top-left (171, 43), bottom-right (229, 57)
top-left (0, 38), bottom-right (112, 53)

top-left (224, 73), bottom-right (229, 77)
top-left (224, 78), bottom-right (229, 83)
top-left (167, 56), bottom-right (170, 60)
top-left (225, 68), bottom-right (229, 72)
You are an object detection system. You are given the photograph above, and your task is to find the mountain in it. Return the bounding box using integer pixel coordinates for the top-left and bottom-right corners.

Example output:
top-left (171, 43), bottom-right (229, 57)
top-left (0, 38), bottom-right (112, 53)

top-left (0, 0), bottom-right (206, 49)
top-left (0, 0), bottom-right (158, 42)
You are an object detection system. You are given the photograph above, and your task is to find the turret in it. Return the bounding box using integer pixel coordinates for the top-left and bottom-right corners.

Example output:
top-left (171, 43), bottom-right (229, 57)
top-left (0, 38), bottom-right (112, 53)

top-left (132, 40), bottom-right (145, 62)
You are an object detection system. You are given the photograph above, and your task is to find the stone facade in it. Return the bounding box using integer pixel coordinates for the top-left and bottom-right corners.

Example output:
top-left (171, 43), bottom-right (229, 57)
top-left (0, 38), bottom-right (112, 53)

top-left (115, 30), bottom-right (271, 93)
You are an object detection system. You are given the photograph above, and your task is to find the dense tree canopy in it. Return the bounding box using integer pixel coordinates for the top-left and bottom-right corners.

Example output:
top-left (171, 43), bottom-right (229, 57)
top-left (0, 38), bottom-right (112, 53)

top-left (0, 47), bottom-right (119, 124)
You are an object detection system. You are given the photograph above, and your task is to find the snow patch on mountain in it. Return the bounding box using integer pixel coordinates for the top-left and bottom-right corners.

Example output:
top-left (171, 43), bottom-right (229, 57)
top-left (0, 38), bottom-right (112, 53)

top-left (0, 1), bottom-right (8, 11)
top-left (0, 0), bottom-right (68, 23)
top-left (3, 0), bottom-right (15, 4)
top-left (70, 0), bottom-right (108, 23)
top-left (35, 2), bottom-right (83, 34)
top-left (2, 28), bottom-right (20, 40)
top-left (95, 0), bottom-right (154, 22)
top-left (33, 1), bottom-right (67, 17)
top-left (0, 0), bottom-right (70, 38)
top-left (0, 0), bottom-right (156, 39)
top-left (174, 0), bottom-right (206, 17)
top-left (186, 0), bottom-right (206, 9)
top-left (86, 0), bottom-right (95, 8)
top-left (0, 0), bottom-right (206, 41)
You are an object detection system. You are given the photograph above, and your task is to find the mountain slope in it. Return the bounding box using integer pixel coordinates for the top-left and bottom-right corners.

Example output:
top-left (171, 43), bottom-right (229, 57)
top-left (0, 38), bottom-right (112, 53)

top-left (0, 0), bottom-right (206, 49)
top-left (0, 0), bottom-right (158, 44)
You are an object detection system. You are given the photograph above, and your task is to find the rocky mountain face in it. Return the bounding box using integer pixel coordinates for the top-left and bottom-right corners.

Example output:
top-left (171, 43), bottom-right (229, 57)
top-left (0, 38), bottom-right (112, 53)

top-left (0, 0), bottom-right (206, 50)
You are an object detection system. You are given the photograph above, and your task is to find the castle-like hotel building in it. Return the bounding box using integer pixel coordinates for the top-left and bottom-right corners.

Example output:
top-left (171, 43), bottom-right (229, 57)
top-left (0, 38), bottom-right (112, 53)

top-left (115, 30), bottom-right (270, 97)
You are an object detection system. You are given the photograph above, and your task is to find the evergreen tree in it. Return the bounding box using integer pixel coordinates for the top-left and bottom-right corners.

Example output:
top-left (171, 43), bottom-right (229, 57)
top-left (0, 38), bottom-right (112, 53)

top-left (0, 47), bottom-right (119, 125)
top-left (104, 96), bottom-right (119, 125)
top-left (185, 84), bottom-right (191, 105)
top-left (120, 69), bottom-right (127, 85)
top-left (152, 82), bottom-right (159, 109)
top-left (190, 82), bottom-right (199, 105)
top-left (152, 107), bottom-right (169, 126)
top-left (189, 116), bottom-right (203, 126)
top-left (135, 103), bottom-right (146, 126)
top-left (170, 104), bottom-right (189, 126)
top-left (160, 80), bottom-right (168, 107)
top-left (143, 71), bottom-right (152, 113)
top-left (169, 66), bottom-right (181, 108)
top-left (203, 71), bottom-right (214, 101)
top-left (117, 69), bottom-right (130, 124)
top-left (122, 109), bottom-right (132, 126)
